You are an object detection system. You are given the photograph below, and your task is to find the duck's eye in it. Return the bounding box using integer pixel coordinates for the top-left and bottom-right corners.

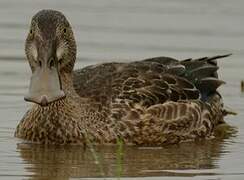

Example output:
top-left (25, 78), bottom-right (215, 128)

top-left (38, 60), bottom-right (42, 67)
top-left (63, 28), bottom-right (67, 34)
top-left (29, 29), bottom-right (34, 39)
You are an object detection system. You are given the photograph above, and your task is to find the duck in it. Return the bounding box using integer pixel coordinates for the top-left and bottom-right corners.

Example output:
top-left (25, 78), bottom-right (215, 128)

top-left (15, 9), bottom-right (233, 145)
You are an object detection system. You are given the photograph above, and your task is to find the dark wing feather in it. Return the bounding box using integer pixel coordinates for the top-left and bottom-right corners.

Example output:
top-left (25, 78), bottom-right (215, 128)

top-left (180, 54), bottom-right (231, 100)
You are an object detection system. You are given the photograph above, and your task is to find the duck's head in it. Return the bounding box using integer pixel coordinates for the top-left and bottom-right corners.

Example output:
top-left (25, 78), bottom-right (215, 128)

top-left (24, 9), bottom-right (76, 106)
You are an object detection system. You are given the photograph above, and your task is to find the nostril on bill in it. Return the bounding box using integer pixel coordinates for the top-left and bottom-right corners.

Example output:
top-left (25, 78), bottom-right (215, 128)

top-left (49, 57), bottom-right (55, 68)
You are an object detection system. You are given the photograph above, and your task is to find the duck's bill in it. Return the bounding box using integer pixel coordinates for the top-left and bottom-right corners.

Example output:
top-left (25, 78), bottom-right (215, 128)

top-left (24, 65), bottom-right (65, 106)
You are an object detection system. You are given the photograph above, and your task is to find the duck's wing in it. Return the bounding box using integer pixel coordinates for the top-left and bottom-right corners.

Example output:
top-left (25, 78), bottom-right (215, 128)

top-left (73, 54), bottom-right (230, 107)
top-left (73, 61), bottom-right (195, 108)
top-left (73, 55), bottom-right (231, 144)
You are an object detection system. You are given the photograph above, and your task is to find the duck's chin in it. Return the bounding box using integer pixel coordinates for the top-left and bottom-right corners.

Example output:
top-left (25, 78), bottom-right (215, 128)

top-left (25, 95), bottom-right (66, 107)
top-left (31, 96), bottom-right (69, 109)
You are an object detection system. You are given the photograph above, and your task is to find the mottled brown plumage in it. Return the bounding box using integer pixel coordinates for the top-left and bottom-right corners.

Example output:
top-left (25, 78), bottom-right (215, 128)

top-left (15, 9), bottom-right (232, 145)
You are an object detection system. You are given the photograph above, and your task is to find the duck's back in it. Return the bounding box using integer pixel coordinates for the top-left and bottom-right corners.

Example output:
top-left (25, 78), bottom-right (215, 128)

top-left (73, 55), bottom-right (230, 145)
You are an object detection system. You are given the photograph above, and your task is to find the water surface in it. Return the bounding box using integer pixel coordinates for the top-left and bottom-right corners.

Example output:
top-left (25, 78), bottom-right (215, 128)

top-left (0, 0), bottom-right (244, 179)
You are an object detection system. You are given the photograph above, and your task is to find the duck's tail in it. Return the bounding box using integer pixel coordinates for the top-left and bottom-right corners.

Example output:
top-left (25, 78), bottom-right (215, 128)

top-left (181, 54), bottom-right (236, 127)
top-left (180, 54), bottom-right (232, 101)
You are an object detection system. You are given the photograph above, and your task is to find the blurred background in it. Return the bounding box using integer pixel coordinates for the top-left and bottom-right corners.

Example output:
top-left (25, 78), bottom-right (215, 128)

top-left (0, 0), bottom-right (243, 179)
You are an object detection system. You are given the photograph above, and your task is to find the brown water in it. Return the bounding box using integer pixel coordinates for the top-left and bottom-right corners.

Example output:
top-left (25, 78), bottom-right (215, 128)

top-left (0, 0), bottom-right (244, 179)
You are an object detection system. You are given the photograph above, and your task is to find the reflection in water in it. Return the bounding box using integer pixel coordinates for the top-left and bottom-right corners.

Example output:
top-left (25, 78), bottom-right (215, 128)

top-left (16, 129), bottom-right (236, 179)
